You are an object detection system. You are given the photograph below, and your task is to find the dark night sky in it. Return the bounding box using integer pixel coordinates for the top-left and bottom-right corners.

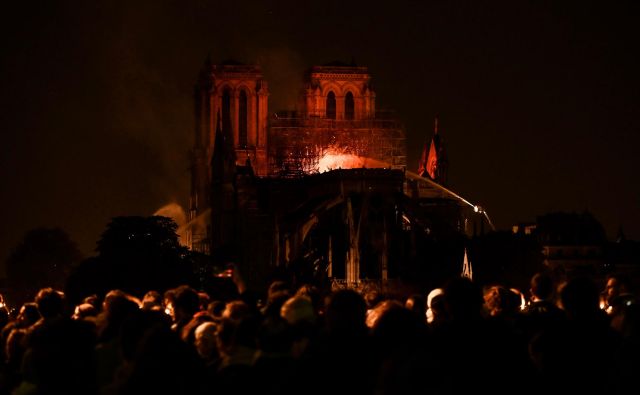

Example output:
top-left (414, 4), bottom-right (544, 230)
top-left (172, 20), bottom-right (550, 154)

top-left (1, 0), bottom-right (639, 274)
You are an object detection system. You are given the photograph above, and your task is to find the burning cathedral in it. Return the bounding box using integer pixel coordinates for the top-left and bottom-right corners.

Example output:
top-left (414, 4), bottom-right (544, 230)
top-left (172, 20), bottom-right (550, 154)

top-left (187, 60), bottom-right (489, 291)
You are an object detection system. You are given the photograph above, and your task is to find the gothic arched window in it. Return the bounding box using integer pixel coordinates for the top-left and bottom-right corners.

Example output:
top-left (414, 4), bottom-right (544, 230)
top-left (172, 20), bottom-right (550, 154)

top-left (326, 91), bottom-right (336, 120)
top-left (239, 90), bottom-right (248, 147)
top-left (222, 88), bottom-right (232, 138)
top-left (345, 91), bottom-right (355, 120)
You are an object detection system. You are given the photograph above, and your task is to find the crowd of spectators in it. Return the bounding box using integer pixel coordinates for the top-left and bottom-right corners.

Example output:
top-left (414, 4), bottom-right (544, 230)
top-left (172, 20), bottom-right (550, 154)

top-left (0, 271), bottom-right (637, 394)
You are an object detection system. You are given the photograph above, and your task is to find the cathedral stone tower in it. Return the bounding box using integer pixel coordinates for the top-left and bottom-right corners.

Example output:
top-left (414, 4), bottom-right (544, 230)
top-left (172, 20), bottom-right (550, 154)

top-left (300, 63), bottom-right (375, 120)
top-left (194, 61), bottom-right (269, 174)
top-left (269, 63), bottom-right (404, 176)
top-left (189, 60), bottom-right (269, 252)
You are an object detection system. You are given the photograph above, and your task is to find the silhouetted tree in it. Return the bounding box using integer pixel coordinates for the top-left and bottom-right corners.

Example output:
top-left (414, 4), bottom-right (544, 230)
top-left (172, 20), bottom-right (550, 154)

top-left (66, 216), bottom-right (194, 302)
top-left (5, 227), bottom-right (83, 306)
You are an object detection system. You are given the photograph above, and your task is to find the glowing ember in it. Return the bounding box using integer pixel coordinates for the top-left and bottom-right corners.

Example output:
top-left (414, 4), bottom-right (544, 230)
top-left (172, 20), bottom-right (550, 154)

top-left (316, 149), bottom-right (389, 173)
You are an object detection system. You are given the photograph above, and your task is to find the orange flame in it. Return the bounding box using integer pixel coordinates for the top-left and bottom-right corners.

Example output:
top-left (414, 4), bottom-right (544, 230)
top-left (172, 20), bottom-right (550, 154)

top-left (317, 149), bottom-right (388, 173)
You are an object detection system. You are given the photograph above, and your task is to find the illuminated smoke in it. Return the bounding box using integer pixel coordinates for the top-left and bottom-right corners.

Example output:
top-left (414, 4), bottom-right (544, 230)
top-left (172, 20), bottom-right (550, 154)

top-left (154, 203), bottom-right (188, 245)
top-left (154, 203), bottom-right (187, 226)
top-left (178, 208), bottom-right (211, 249)
top-left (153, 204), bottom-right (212, 249)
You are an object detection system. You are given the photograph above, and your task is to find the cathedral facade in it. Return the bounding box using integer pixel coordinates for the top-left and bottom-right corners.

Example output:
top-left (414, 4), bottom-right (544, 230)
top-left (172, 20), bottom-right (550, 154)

top-left (189, 61), bottom-right (406, 252)
top-left (187, 60), bottom-right (485, 292)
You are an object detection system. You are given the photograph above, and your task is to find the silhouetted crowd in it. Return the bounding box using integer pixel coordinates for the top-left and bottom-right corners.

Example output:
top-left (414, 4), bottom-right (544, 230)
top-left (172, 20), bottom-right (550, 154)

top-left (0, 271), bottom-right (638, 395)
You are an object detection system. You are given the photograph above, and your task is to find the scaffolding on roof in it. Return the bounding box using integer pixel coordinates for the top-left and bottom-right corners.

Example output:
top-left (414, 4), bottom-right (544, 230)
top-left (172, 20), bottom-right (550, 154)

top-left (268, 117), bottom-right (406, 177)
